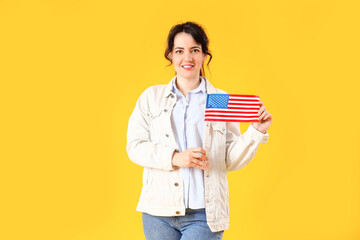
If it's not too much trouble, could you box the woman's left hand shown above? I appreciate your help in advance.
[252,101,273,134]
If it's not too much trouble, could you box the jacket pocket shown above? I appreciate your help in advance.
[212,122,226,134]
[148,107,170,142]
[148,108,163,119]
[146,168,172,205]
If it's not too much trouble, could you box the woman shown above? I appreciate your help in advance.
[126,21,272,240]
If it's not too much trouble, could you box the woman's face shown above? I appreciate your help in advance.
[170,32,207,81]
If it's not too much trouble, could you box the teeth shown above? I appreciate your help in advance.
[183,66,193,69]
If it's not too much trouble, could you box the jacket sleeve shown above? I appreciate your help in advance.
[225,122,269,172]
[126,89,177,171]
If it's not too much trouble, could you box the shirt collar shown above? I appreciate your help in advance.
[165,76,217,98]
[171,76,207,95]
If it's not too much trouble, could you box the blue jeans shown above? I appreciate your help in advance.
[142,208,224,240]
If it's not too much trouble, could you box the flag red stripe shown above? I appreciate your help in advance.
[227,107,260,110]
[229,94,259,98]
[228,103,260,106]
[205,118,259,122]
[205,114,258,118]
[229,99,260,102]
[205,110,258,114]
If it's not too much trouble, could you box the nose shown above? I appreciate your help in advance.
[184,51,193,61]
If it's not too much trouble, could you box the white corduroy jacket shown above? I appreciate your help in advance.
[126,77,269,232]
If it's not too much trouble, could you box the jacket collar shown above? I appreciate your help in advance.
[204,77,218,94]
[165,76,217,98]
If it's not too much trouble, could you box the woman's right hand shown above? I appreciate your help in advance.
[171,147,209,170]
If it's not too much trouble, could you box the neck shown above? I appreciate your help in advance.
[175,75,201,96]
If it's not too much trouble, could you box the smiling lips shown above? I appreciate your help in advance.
[182,64,194,70]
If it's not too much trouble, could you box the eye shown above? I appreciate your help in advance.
[175,50,183,54]
[193,49,200,53]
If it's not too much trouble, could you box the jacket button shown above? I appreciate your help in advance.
[171,95,175,99]
[164,109,168,113]
[176,211,180,215]
[206,175,209,177]
[174,182,179,187]
[165,134,169,138]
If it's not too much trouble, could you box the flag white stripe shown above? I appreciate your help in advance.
[205,117,259,120]
[206,108,258,112]
[205,113,258,117]
[227,105,260,108]
[228,101,260,104]
[229,96,260,101]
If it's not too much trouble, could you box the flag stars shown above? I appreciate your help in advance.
[206,94,229,109]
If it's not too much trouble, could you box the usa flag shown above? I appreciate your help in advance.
[205,94,260,122]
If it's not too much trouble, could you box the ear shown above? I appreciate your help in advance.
[168,53,173,61]
[203,53,208,62]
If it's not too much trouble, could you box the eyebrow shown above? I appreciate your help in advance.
[174,46,201,50]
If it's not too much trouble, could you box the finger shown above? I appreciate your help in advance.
[263,113,268,121]
[189,162,206,170]
[264,113,272,121]
[193,163,209,170]
[191,158,210,168]
[191,147,206,156]
[258,106,266,116]
[192,152,208,161]
[258,105,266,116]
[258,110,267,121]
[193,164,206,170]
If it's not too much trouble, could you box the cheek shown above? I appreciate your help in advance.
[172,60,181,72]
[173,59,183,69]
[172,59,180,67]
[196,57,205,66]
[171,56,179,64]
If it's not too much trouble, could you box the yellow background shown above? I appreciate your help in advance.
[1,0,359,239]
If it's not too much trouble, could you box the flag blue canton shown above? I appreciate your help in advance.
[206,94,229,109]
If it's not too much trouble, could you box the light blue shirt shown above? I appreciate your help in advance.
[171,77,207,209]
